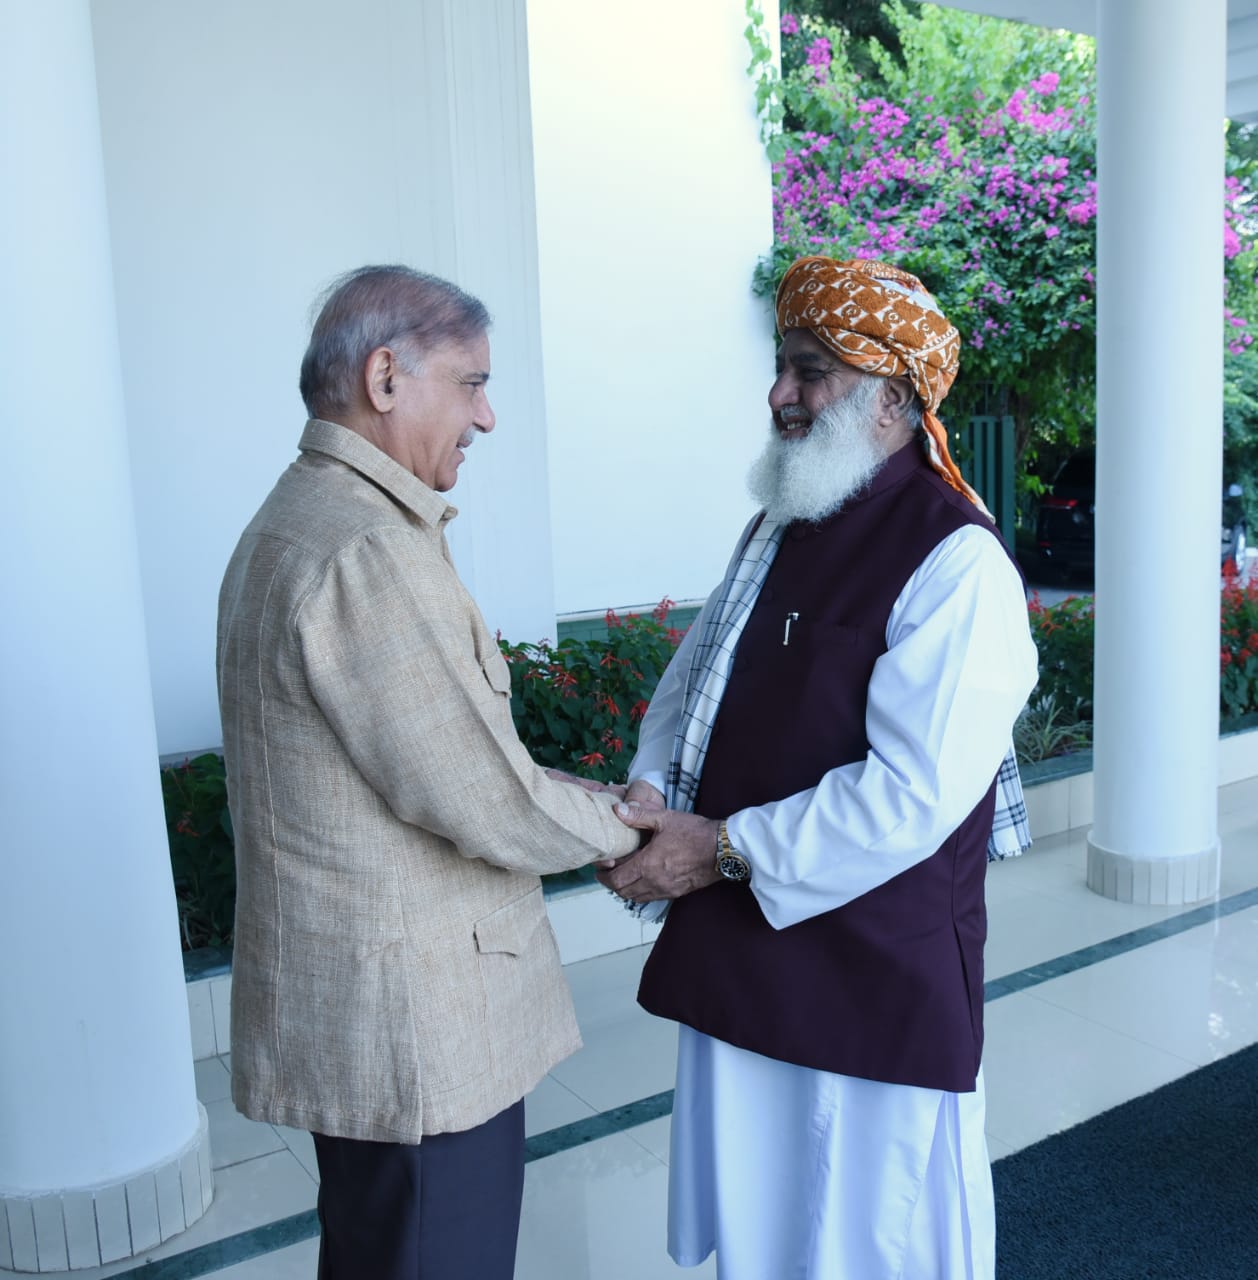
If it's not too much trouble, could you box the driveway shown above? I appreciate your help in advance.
[1023,547,1256,608]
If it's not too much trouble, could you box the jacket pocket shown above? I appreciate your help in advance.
[474,885,547,955]
[480,651,513,696]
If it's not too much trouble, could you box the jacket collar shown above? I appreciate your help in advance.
[299,418,456,529]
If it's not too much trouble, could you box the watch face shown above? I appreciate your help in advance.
[717,853,751,882]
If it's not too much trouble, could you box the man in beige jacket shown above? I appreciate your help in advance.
[217,265,639,1279]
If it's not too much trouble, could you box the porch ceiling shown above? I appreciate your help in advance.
[936,0,1258,122]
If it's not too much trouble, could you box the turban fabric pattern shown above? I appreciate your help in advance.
[774,255,989,516]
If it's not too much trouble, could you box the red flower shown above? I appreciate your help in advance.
[597,694,621,717]
[599,651,617,667]
[1241,648,1253,663]
[551,670,577,689]
[630,699,650,721]
[578,751,606,767]
[653,596,676,623]
[1222,650,1233,668]
[605,609,621,629]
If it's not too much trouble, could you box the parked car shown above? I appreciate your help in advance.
[1029,448,1247,580]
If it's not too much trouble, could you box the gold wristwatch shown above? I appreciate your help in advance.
[715,820,751,883]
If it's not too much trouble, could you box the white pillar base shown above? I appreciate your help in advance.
[1086,837,1220,905]
[0,1105,212,1273]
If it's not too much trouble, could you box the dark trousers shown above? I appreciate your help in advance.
[312,1099,525,1280]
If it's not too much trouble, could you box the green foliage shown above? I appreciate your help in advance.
[1013,694,1091,765]
[161,752,236,950]
[499,601,685,785]
[1025,592,1095,740]
[868,1,1094,116]
[744,0,785,147]
[787,0,920,88]
[1015,574,1258,757]
[1221,566,1258,718]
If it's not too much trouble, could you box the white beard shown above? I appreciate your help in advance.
[746,378,889,524]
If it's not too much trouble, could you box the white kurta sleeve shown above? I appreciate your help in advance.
[727,524,1038,931]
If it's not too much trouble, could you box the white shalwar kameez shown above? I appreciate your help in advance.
[629,523,1038,1280]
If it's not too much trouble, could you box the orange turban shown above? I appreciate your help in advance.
[775,255,987,514]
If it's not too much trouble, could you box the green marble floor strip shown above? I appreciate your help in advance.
[109,882,1258,1279]
[523,1089,674,1162]
[982,883,1258,1001]
[107,1211,318,1279]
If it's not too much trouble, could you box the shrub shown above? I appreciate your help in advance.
[1026,591,1095,731]
[1014,694,1091,766]
[1221,562,1258,718]
[1017,574,1258,763]
[499,599,685,785]
[160,752,235,950]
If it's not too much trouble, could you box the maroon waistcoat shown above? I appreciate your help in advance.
[637,442,1012,1093]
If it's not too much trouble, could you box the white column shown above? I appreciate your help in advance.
[1089,0,1225,903]
[0,3,210,1271]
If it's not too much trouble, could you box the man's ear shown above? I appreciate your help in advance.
[876,376,915,432]
[364,347,397,414]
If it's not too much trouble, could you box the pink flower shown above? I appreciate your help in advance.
[806,36,831,80]
[1030,72,1060,95]
[781,12,799,36]
[1044,225,1060,238]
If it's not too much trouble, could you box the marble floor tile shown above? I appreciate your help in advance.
[271,1124,320,1183]
[527,1072,598,1138]
[983,990,1200,1153]
[547,1009,679,1116]
[516,1132,715,1280]
[194,1056,232,1105]
[626,1115,673,1164]
[1026,928,1258,1067]
[204,1098,286,1170]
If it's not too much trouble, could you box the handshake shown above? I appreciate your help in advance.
[544,770,724,905]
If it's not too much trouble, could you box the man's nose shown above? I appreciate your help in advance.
[478,397,497,433]
[768,374,795,412]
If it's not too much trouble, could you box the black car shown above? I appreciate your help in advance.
[1031,448,1247,580]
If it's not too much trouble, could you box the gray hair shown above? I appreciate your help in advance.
[902,389,925,435]
[299,265,490,419]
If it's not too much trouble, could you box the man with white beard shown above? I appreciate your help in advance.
[598,256,1038,1279]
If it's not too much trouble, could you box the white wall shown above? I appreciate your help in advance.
[527,0,777,614]
[90,0,558,753]
[89,0,776,753]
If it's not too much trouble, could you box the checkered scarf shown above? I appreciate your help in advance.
[664,514,1030,856]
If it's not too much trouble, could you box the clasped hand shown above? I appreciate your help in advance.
[594,780,722,904]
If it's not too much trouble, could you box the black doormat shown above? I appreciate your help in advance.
[993,1043,1258,1279]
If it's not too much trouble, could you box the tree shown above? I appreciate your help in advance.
[782,0,920,96]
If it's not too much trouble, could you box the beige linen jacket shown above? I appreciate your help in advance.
[217,419,638,1141]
